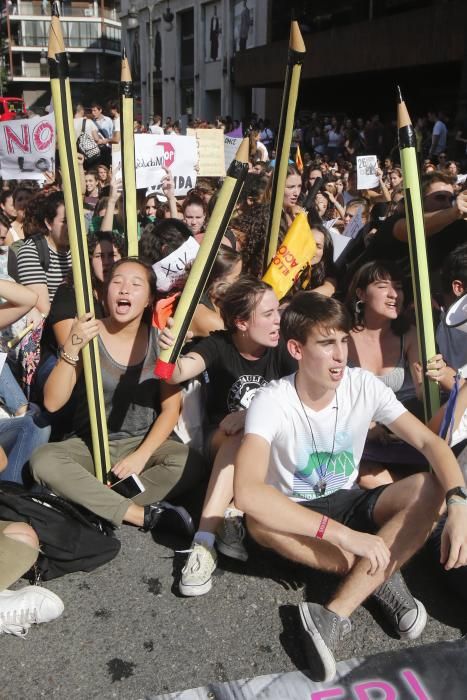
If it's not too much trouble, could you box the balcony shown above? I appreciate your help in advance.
[4,1,119,20]
[8,35,121,51]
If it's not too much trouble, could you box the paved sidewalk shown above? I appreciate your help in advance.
[0,525,465,699]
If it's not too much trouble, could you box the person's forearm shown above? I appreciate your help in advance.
[421,435,466,493]
[167,352,205,384]
[133,406,180,461]
[43,355,80,412]
[332,199,345,219]
[379,178,391,202]
[0,279,37,308]
[100,197,117,231]
[393,206,464,242]
[168,195,178,219]
[236,480,350,549]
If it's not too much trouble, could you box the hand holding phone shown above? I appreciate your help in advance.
[109,473,145,499]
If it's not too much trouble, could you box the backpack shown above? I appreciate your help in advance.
[76,119,101,167]
[0,482,121,582]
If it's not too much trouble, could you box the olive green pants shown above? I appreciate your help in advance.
[31,436,208,527]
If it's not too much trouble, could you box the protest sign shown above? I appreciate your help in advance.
[112,134,197,196]
[224,135,243,172]
[0,114,56,181]
[187,128,226,177]
[263,211,316,300]
[356,154,379,190]
[152,236,200,293]
[330,229,352,263]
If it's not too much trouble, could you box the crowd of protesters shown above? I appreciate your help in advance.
[0,100,467,684]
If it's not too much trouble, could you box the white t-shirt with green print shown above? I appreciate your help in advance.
[244,368,406,502]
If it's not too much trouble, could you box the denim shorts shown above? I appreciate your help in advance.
[299,485,388,534]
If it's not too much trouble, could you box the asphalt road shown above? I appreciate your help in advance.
[1,523,465,699]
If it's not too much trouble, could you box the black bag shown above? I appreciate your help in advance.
[0,482,121,581]
[76,119,101,167]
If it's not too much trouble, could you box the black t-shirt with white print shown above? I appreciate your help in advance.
[192,330,297,426]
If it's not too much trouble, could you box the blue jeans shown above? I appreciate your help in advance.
[0,409,51,484]
[0,363,28,415]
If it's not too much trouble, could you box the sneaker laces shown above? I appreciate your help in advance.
[0,606,39,637]
[182,543,215,575]
[373,577,413,621]
[375,588,408,620]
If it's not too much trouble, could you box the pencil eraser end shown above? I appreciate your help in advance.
[154,358,175,380]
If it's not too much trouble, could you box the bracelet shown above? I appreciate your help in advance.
[60,349,79,366]
[316,515,329,539]
[447,498,467,507]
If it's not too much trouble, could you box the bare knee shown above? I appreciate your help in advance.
[4,522,39,551]
[357,461,397,490]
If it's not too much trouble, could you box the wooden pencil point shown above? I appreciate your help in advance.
[121,57,132,82]
[235,137,250,165]
[290,20,306,54]
[48,14,65,58]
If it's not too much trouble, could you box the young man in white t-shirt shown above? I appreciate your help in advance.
[235,292,467,682]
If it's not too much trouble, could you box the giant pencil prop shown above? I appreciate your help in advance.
[263,21,306,273]
[397,87,440,422]
[48,10,111,482]
[120,50,138,257]
[155,138,249,380]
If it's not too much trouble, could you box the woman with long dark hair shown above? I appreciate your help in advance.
[31,258,207,536]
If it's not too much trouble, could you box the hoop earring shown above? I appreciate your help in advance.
[355,299,364,315]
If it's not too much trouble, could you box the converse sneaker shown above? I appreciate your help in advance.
[143,501,194,538]
[179,542,217,597]
[372,571,427,640]
[0,586,64,637]
[298,602,351,682]
[216,512,248,562]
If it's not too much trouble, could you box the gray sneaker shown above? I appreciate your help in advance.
[216,513,248,561]
[298,602,351,682]
[372,571,427,640]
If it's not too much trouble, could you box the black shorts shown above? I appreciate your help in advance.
[299,485,388,534]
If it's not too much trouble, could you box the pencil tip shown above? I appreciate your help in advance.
[122,46,127,60]
[396,85,403,103]
[51,0,60,17]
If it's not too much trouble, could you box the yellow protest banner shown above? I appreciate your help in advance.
[263,211,316,300]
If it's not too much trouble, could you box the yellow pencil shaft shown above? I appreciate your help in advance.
[50,76,111,481]
[121,95,138,257]
[267,62,302,266]
[400,147,439,420]
[158,176,238,366]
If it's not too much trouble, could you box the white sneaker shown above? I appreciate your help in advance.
[216,513,248,562]
[179,542,217,597]
[0,586,64,637]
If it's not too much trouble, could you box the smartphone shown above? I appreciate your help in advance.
[110,474,146,499]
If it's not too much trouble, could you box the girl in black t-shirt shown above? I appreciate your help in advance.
[161,276,296,597]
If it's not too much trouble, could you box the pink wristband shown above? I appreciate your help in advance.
[316,515,329,540]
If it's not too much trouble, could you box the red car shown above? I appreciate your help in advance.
[0,97,27,121]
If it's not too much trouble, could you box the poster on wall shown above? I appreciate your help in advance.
[204,2,222,62]
[233,0,255,52]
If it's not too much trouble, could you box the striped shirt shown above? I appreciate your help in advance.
[17,237,72,303]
